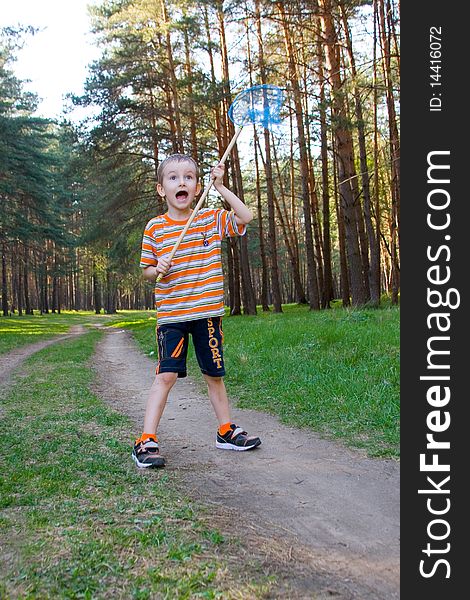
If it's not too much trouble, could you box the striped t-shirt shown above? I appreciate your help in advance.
[140,208,246,324]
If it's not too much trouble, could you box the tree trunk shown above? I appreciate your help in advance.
[51,246,58,313]
[43,258,49,314]
[160,0,183,152]
[277,1,319,310]
[269,137,307,304]
[318,0,367,306]
[262,130,283,311]
[377,0,400,303]
[147,76,161,184]
[10,248,18,314]
[317,39,333,307]
[300,43,325,303]
[2,244,9,316]
[373,1,382,302]
[229,153,257,315]
[74,248,80,311]
[93,260,102,314]
[217,0,256,314]
[253,129,270,311]
[340,1,380,306]
[254,2,283,312]
[105,271,117,314]
[332,135,350,306]
[203,6,224,158]
[23,244,32,314]
[182,21,198,160]
[245,15,269,311]
[17,252,23,316]
[288,112,301,268]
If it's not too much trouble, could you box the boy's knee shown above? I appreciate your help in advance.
[204,375,224,387]
[156,372,178,387]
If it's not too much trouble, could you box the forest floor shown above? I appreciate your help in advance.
[0,322,399,599]
[93,326,400,599]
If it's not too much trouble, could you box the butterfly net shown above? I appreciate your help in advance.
[228,84,284,130]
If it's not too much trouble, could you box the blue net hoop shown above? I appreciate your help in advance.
[227,84,284,130]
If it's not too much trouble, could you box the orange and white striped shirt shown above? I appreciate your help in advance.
[140,208,246,324]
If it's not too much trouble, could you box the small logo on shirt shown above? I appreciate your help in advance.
[202,232,209,247]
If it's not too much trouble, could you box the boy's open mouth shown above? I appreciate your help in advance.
[176,191,188,200]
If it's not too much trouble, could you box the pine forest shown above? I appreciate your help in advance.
[0,0,400,316]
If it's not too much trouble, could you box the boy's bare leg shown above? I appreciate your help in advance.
[143,372,178,435]
[204,375,231,425]
[205,374,261,450]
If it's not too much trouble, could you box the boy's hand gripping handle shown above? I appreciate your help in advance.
[156,126,243,283]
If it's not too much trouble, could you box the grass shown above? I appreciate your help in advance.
[0,306,399,596]
[116,305,399,458]
[224,305,399,458]
[0,330,272,599]
[0,311,115,355]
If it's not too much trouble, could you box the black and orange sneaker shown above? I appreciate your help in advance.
[216,424,261,451]
[132,436,165,468]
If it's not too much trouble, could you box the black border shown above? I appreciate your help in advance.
[401,3,466,596]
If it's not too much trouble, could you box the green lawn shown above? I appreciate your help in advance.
[2,306,399,456]
[0,305,399,596]
[0,311,115,355]
[0,330,272,598]
[117,305,400,458]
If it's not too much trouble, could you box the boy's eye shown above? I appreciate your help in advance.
[170,175,176,180]
[186,175,193,180]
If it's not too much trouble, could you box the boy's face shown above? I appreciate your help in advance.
[157,160,201,213]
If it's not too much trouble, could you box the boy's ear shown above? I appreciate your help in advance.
[196,182,201,195]
[156,183,165,198]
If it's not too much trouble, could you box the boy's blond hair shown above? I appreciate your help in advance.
[156,154,199,185]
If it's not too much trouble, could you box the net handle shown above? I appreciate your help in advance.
[156,125,243,283]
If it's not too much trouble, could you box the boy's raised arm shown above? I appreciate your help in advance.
[211,164,253,225]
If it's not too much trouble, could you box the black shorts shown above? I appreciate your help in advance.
[156,317,225,378]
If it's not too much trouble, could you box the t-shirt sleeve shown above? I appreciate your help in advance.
[215,209,247,240]
[140,219,159,268]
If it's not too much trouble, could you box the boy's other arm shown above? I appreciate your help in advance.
[211,165,253,225]
[142,255,172,281]
[142,266,157,282]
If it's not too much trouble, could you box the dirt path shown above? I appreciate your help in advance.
[93,328,399,599]
[0,326,86,391]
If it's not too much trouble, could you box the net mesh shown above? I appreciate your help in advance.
[228,84,284,130]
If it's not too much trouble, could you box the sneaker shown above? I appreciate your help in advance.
[216,424,261,451]
[132,436,166,468]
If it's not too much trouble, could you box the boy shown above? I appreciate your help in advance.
[133,153,261,468]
